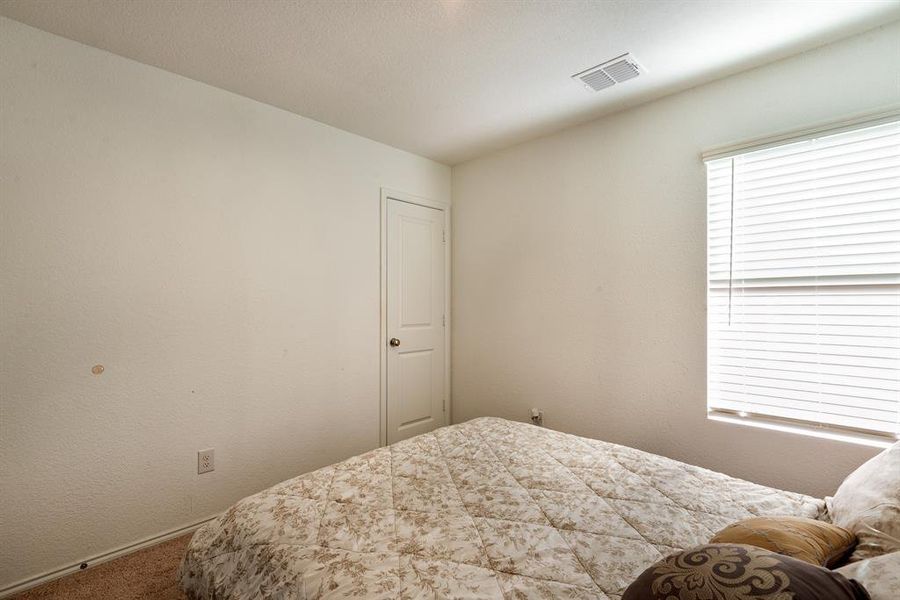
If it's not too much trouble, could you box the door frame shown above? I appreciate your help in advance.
[379,188,451,446]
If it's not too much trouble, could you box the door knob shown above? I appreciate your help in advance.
[389,338,401,347]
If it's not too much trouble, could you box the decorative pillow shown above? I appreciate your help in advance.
[827,441,900,561]
[622,544,871,600]
[709,515,856,566]
[836,551,900,600]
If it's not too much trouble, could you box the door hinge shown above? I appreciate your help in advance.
[442,229,446,243]
[442,314,446,327]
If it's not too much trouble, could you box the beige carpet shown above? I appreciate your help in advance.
[12,534,191,600]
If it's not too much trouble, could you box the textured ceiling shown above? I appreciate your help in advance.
[2,0,898,164]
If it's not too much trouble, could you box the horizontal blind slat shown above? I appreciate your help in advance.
[735,176,899,205]
[709,219,900,244]
[736,141,900,181]
[709,382,899,411]
[716,198,900,227]
[736,122,900,166]
[709,188,899,219]
[712,388,896,420]
[710,233,900,256]
[707,371,900,402]
[709,398,898,433]
[736,162,900,197]
[713,332,900,349]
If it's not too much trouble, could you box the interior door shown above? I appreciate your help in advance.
[386,198,446,444]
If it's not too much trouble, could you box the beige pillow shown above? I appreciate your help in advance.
[709,516,856,567]
[827,441,900,561]
[836,552,900,600]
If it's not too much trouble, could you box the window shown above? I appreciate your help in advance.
[705,117,900,445]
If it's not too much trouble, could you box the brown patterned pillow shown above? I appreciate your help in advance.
[710,516,856,566]
[623,544,870,600]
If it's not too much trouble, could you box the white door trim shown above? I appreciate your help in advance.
[380,188,451,447]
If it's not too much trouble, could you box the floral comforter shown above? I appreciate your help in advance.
[180,417,824,599]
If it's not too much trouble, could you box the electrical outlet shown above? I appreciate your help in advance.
[197,449,214,474]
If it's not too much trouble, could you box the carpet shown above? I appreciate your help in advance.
[11,533,191,600]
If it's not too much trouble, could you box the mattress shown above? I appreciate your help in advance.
[180,417,825,599]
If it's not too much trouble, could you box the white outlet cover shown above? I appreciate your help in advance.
[197,449,215,474]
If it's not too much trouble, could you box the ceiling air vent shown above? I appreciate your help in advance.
[573,53,644,92]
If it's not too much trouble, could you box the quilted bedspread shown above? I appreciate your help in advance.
[180,417,825,599]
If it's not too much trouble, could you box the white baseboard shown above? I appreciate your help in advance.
[0,514,219,599]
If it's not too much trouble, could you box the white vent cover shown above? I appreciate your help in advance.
[573,53,644,92]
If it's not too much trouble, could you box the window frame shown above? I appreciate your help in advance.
[703,109,900,448]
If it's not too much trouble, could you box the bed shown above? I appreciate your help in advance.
[179,417,825,599]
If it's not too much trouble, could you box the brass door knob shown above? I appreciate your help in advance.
[389,338,401,347]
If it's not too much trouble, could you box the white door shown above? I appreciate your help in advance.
[386,198,446,444]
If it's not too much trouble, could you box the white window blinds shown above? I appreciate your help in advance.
[706,119,900,440]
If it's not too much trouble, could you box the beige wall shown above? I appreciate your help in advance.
[0,17,449,592]
[452,22,900,500]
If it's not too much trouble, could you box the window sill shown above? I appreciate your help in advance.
[708,411,895,449]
